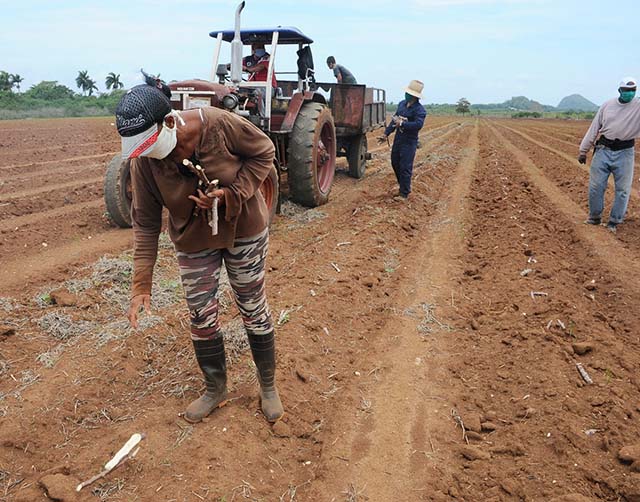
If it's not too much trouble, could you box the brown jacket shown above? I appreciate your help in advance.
[130,107,275,296]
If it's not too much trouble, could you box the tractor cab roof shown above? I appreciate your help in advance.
[208,27,313,45]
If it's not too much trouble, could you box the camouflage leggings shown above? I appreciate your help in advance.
[176,228,273,340]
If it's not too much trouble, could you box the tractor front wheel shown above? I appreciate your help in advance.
[104,154,132,228]
[288,102,336,207]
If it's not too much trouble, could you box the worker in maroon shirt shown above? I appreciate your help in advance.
[243,42,278,90]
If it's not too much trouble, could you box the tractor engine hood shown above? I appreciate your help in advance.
[168,79,231,111]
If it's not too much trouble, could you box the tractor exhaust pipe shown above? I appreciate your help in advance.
[230,1,245,85]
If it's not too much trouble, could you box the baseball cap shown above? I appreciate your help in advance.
[619,76,637,89]
[115,84,172,159]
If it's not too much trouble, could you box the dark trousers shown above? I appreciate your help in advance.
[391,138,418,196]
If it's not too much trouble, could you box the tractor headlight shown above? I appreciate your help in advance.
[222,94,239,110]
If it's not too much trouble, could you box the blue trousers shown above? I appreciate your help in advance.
[391,138,418,197]
[588,146,635,224]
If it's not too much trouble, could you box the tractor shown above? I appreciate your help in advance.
[104,1,386,228]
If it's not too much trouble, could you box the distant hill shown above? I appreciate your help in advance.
[557,94,598,112]
[473,96,556,112]
[501,96,556,112]
[423,93,599,117]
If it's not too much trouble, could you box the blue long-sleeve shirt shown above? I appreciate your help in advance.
[384,99,427,141]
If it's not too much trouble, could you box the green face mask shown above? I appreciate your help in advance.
[405,93,414,102]
[619,90,636,103]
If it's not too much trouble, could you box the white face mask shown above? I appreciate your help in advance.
[144,110,185,159]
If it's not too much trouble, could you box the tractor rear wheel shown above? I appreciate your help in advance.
[288,102,336,207]
[347,134,368,179]
[259,163,279,225]
[104,154,132,228]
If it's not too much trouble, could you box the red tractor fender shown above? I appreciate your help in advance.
[281,91,327,131]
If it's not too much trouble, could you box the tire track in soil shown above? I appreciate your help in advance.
[0,228,133,286]
[0,176,103,202]
[513,124,582,150]
[309,121,479,500]
[0,198,125,293]
[0,228,133,292]
[0,187,103,221]
[0,162,105,189]
[496,122,582,166]
[0,199,104,232]
[0,139,119,159]
[490,123,598,217]
[487,122,640,290]
[0,152,117,172]
[515,123,586,143]
[444,123,640,500]
[491,123,595,204]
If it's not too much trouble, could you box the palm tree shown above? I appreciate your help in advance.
[86,78,99,96]
[105,72,124,91]
[10,74,24,92]
[0,71,12,92]
[75,70,93,95]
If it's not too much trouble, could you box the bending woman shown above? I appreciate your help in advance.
[115,76,283,423]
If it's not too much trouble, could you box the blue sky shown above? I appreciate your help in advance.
[1,0,638,105]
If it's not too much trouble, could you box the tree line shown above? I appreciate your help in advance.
[386,97,473,116]
[0,70,129,120]
[0,71,24,92]
[1,70,124,96]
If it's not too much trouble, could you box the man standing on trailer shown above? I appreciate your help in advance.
[326,56,357,84]
[379,80,427,200]
[579,77,640,233]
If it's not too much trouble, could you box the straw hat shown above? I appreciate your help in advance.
[405,80,424,99]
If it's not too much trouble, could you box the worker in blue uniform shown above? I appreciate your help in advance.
[379,80,427,200]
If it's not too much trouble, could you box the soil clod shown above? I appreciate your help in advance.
[619,444,640,464]
[49,288,78,307]
[572,342,594,355]
[39,473,80,501]
[460,445,490,461]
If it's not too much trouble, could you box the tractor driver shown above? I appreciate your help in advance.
[243,42,278,90]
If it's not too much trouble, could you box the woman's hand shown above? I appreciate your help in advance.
[128,294,151,329]
[188,188,226,209]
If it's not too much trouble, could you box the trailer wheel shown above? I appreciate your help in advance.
[104,154,132,228]
[288,102,336,207]
[347,134,368,179]
[259,164,279,225]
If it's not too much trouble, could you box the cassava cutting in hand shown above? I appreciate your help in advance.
[188,188,226,209]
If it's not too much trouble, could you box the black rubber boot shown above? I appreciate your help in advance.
[184,337,228,423]
[247,331,284,423]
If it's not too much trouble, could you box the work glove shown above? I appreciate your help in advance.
[578,154,587,165]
